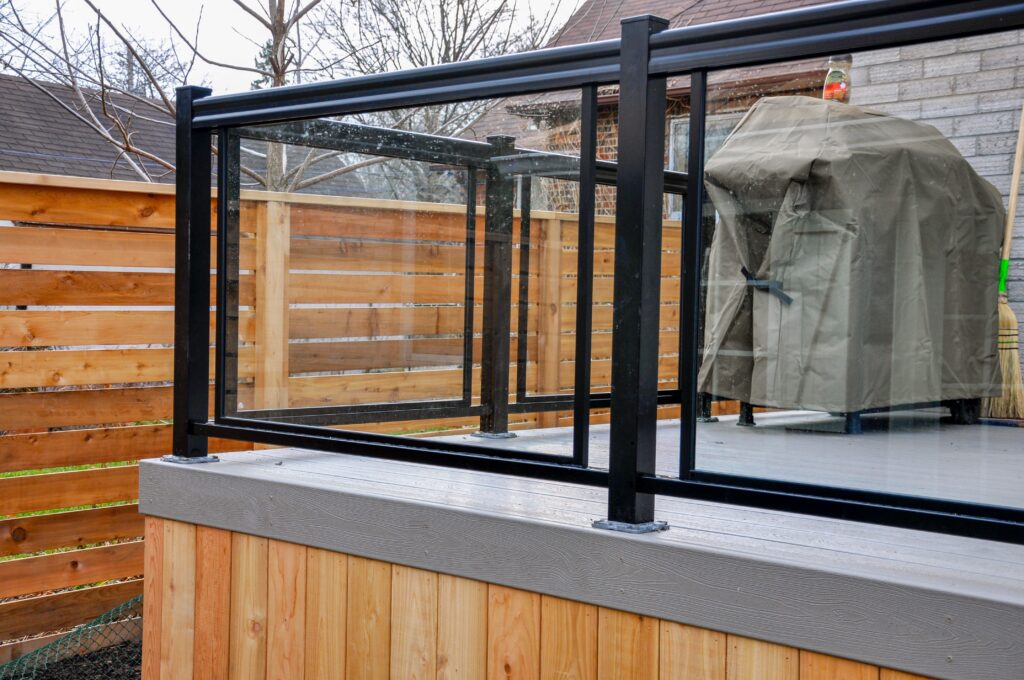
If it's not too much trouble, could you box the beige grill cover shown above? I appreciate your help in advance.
[698,96,1003,412]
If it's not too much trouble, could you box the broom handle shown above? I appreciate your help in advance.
[1001,103,1024,289]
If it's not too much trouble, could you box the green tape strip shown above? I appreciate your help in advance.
[1000,258,1010,294]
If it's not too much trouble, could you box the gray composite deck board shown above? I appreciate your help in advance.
[439,415,1024,508]
[141,447,1024,680]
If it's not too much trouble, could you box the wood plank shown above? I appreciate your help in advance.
[267,539,307,680]
[0,225,174,268]
[0,466,138,516]
[0,347,255,390]
[596,608,658,680]
[255,201,291,410]
[0,619,141,664]
[0,347,173,389]
[659,621,726,680]
[0,182,177,228]
[0,579,143,642]
[160,520,196,680]
[347,555,391,680]
[0,310,251,347]
[568,304,679,333]
[289,307,466,340]
[290,236,467,274]
[305,547,347,680]
[726,636,798,680]
[800,651,878,680]
[879,671,931,680]
[0,270,251,307]
[193,526,232,680]
[0,425,249,475]
[540,595,597,680]
[437,574,487,680]
[0,384,249,432]
[290,338,472,374]
[0,539,144,599]
[229,532,269,680]
[287,272,468,305]
[143,517,164,680]
[487,585,540,680]
[0,386,171,431]
[0,504,142,558]
[390,564,438,680]
[285,358,676,409]
[0,269,175,306]
[289,203,469,241]
[562,249,680,277]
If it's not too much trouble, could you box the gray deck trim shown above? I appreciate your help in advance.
[140,450,1024,680]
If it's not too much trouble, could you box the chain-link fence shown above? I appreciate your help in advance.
[0,596,142,680]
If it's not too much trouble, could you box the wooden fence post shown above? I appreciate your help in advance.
[537,218,563,427]
[255,200,290,411]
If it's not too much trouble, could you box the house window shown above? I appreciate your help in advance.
[667,112,746,217]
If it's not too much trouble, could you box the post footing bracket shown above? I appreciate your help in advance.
[592,519,669,534]
[161,455,220,464]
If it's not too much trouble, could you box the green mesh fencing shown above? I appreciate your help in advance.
[0,595,143,680]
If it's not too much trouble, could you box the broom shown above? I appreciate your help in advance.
[982,104,1024,419]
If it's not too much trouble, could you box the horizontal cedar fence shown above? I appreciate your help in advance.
[0,169,686,655]
[0,171,253,660]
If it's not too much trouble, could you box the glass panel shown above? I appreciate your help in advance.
[223,91,605,459]
[690,30,1024,509]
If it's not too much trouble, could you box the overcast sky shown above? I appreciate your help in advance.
[18,0,579,94]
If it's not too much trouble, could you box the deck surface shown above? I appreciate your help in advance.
[438,411,1024,508]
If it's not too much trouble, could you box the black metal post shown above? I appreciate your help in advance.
[477,135,517,437]
[168,85,217,463]
[462,167,478,405]
[516,176,532,404]
[215,129,241,422]
[679,70,709,474]
[572,85,599,467]
[599,15,669,531]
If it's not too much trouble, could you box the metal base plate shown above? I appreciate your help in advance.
[592,519,669,534]
[160,455,220,464]
[471,431,518,439]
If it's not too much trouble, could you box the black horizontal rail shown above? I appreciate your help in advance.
[192,40,621,128]
[196,420,605,486]
[649,0,1024,75]
[640,475,1024,545]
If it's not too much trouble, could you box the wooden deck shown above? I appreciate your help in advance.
[141,445,1024,679]
[439,411,1024,508]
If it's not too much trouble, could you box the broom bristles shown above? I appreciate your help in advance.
[983,296,1024,419]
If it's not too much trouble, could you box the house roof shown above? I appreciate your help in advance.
[0,73,177,182]
[549,0,834,47]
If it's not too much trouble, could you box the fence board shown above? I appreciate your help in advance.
[0,425,247,474]
[0,271,250,307]
[289,307,468,340]
[487,585,540,680]
[143,517,164,680]
[0,466,138,516]
[0,311,252,348]
[0,182,177,229]
[0,579,143,641]
[0,540,144,599]
[437,574,487,680]
[0,504,143,558]
[193,526,232,680]
[389,564,437,680]
[346,556,391,680]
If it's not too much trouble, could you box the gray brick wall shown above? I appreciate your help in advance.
[851,29,1024,356]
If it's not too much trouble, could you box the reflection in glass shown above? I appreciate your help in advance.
[692,33,1022,510]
